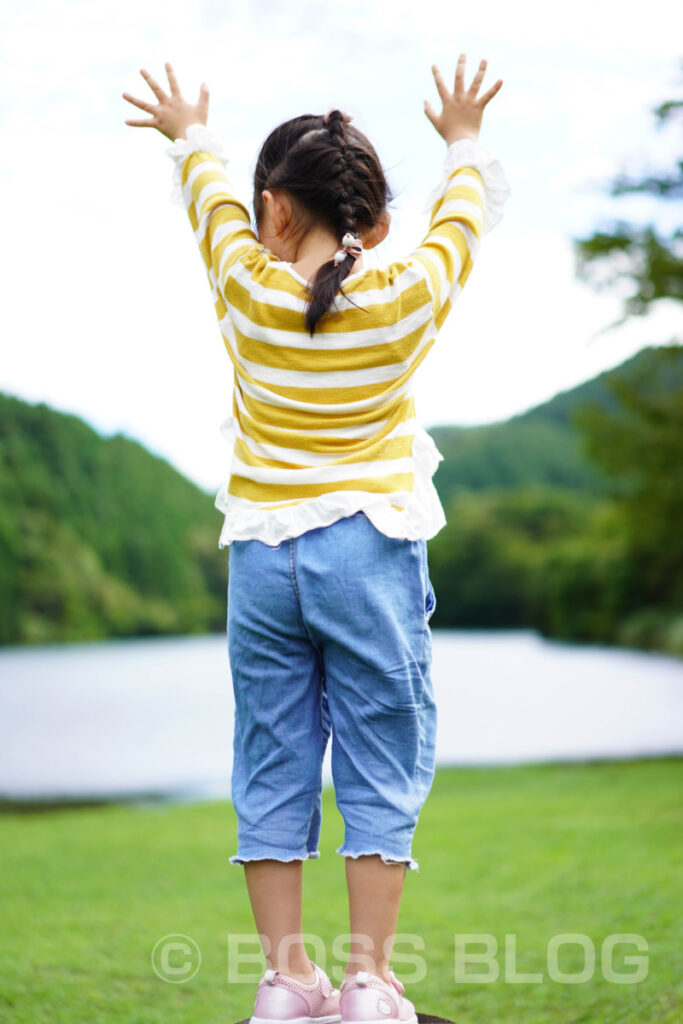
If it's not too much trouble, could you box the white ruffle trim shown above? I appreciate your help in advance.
[422,137,511,233]
[165,122,230,206]
[213,418,447,548]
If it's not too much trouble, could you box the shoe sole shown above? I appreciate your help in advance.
[250,1016,342,1024]
[341,1017,418,1024]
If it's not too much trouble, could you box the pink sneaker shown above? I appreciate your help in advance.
[250,961,342,1024]
[339,969,418,1024]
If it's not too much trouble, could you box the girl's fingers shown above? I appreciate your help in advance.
[165,62,181,97]
[468,59,487,96]
[196,82,210,121]
[423,98,439,127]
[431,64,451,106]
[140,68,168,102]
[124,117,157,127]
[478,79,503,107]
[122,92,153,113]
[454,53,466,93]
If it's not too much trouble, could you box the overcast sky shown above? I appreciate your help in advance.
[1,0,680,494]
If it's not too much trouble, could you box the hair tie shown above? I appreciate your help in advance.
[333,231,363,265]
[323,108,354,125]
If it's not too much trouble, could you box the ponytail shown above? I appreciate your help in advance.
[305,229,365,335]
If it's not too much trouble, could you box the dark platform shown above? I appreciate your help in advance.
[233,1016,455,1023]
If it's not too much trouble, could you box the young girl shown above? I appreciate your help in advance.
[123,54,510,1024]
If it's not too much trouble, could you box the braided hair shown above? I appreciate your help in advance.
[253,111,393,335]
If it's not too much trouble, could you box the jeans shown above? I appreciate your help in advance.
[226,510,437,872]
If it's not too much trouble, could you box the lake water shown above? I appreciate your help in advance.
[0,630,681,803]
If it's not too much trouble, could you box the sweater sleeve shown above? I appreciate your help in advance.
[165,123,261,302]
[409,137,511,330]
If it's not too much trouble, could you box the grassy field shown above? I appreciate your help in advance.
[0,758,680,1024]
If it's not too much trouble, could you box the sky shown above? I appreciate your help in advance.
[1,0,681,495]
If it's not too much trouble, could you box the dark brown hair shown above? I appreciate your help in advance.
[253,111,394,335]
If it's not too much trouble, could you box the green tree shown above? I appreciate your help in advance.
[572,63,683,334]
[568,67,683,653]
[574,346,683,610]
[427,487,593,629]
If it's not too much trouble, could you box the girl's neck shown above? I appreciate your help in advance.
[285,224,363,281]
[289,255,364,283]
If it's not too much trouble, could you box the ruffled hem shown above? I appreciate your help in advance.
[422,136,511,233]
[214,419,447,547]
[228,850,321,866]
[336,846,420,872]
[164,122,230,206]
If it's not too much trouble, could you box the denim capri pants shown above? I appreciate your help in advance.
[226,510,438,872]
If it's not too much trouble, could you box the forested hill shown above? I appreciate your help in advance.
[428,344,683,505]
[0,394,225,645]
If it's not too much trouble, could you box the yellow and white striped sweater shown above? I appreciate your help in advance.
[166,124,511,547]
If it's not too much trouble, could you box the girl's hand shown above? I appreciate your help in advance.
[424,54,503,146]
[122,63,209,142]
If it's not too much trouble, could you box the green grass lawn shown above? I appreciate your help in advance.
[0,758,680,1024]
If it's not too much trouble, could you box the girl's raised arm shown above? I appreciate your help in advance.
[407,56,510,328]
[123,64,261,306]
